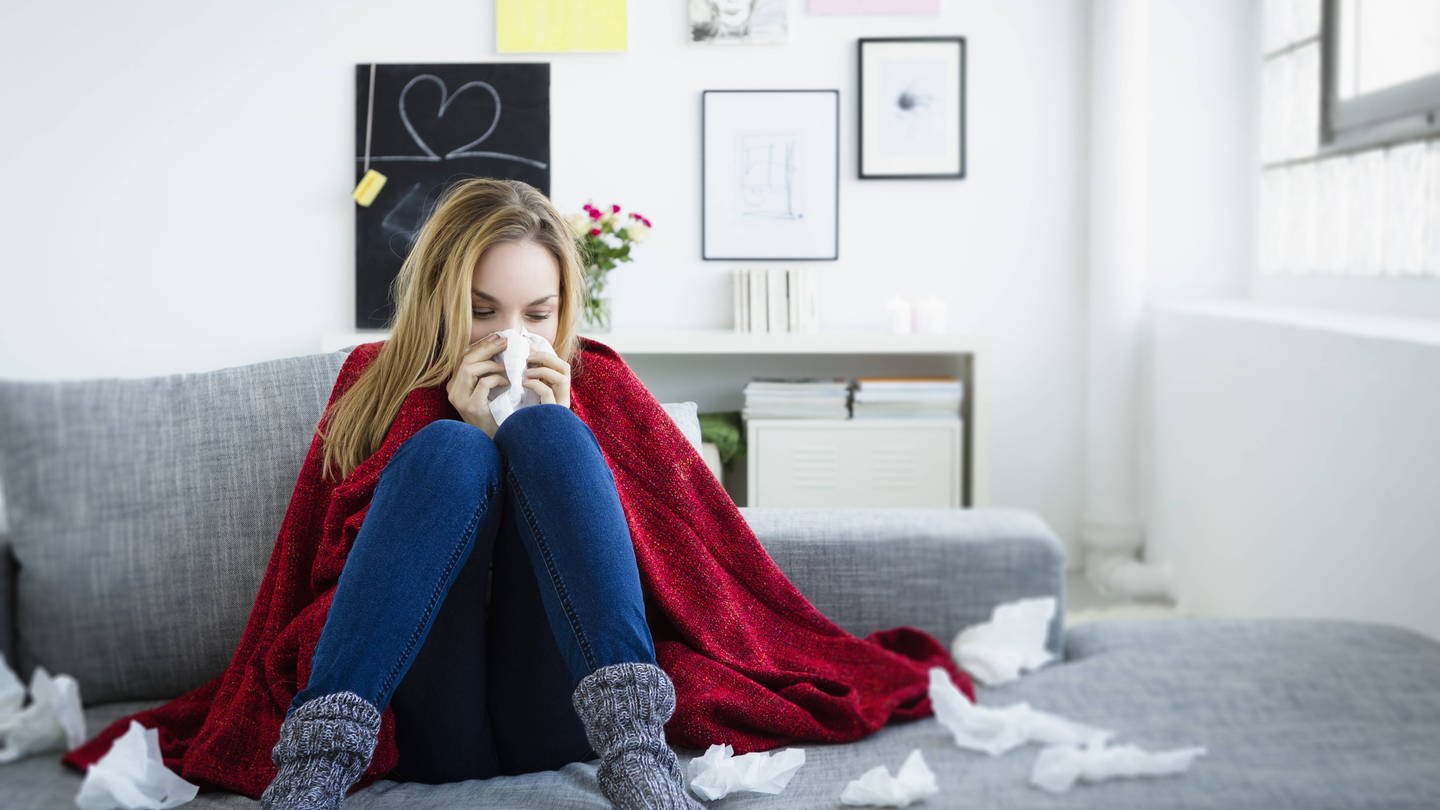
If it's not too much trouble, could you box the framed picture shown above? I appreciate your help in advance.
[702,89,839,260]
[689,0,789,45]
[858,37,965,179]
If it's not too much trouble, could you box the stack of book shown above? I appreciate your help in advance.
[733,268,819,334]
[851,377,964,420]
[742,377,851,420]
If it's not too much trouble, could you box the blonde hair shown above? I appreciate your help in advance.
[319,177,586,482]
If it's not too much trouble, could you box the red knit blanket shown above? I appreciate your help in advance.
[62,338,974,798]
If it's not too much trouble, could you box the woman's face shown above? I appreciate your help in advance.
[468,239,561,347]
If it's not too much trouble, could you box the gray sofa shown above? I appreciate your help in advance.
[2,347,1439,809]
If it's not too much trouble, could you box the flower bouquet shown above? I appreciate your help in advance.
[568,202,652,331]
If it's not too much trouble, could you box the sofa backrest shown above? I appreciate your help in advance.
[0,347,713,705]
[0,350,350,703]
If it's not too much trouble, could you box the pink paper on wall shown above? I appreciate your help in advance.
[808,0,940,14]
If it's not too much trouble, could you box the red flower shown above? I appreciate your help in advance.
[589,208,602,220]
[610,204,621,213]
[589,227,602,237]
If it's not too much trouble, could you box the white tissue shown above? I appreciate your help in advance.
[686,743,806,800]
[74,720,199,810]
[927,667,1112,756]
[1030,738,1208,793]
[486,327,559,426]
[0,652,86,764]
[950,596,1057,686]
[839,749,939,807]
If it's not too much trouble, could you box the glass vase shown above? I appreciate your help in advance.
[582,294,612,333]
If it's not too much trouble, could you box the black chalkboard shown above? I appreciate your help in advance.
[354,63,551,329]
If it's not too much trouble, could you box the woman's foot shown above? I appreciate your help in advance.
[260,691,381,810]
[570,662,704,809]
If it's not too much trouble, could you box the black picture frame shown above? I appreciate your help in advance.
[701,89,840,261]
[858,37,966,179]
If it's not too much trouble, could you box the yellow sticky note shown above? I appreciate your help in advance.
[352,169,387,207]
[497,0,627,53]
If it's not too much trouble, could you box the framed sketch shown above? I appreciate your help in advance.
[702,90,839,260]
[689,0,788,45]
[858,37,965,179]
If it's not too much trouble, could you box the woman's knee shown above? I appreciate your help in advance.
[386,419,501,495]
[493,404,588,456]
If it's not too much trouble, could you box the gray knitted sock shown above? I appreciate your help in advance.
[260,691,381,810]
[571,662,704,809]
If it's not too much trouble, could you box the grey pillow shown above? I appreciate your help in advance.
[659,401,703,454]
[0,351,348,703]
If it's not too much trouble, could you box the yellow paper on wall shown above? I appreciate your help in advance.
[497,0,627,53]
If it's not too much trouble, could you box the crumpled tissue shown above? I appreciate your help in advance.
[74,720,199,810]
[686,743,806,800]
[928,667,1206,793]
[486,326,559,427]
[1030,738,1208,793]
[839,749,939,807]
[950,596,1057,686]
[927,667,1111,756]
[0,652,86,764]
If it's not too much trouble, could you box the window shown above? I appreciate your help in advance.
[1258,0,1440,277]
[1322,0,1440,154]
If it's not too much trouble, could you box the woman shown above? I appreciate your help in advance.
[62,176,972,808]
[260,178,697,808]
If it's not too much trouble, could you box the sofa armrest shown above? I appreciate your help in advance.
[0,477,12,667]
[739,507,1067,658]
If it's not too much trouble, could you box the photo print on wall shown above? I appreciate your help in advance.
[702,89,839,260]
[808,0,940,13]
[858,37,966,179]
[689,0,789,45]
[354,63,550,329]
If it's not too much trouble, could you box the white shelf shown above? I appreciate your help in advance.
[322,329,982,355]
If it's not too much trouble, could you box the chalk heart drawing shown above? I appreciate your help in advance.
[399,74,502,160]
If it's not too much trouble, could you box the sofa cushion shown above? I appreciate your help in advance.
[0,351,350,703]
[8,617,1439,807]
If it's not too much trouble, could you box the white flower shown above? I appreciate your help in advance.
[624,223,651,243]
[567,212,592,235]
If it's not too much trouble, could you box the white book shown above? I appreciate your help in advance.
[768,269,787,333]
[805,268,819,333]
[792,268,807,333]
[749,269,767,334]
[732,270,744,333]
[787,270,799,335]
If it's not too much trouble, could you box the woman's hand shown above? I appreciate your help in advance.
[446,333,510,438]
[524,350,572,409]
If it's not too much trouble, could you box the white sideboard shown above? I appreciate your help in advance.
[321,330,989,508]
[747,417,963,508]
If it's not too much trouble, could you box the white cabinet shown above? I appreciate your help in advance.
[746,418,963,508]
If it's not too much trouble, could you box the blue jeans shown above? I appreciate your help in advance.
[288,404,658,783]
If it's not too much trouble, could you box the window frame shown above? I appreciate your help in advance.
[1319,0,1440,155]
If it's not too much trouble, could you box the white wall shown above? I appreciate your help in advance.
[1079,0,1258,594]
[1149,301,1440,641]
[0,1,1091,553]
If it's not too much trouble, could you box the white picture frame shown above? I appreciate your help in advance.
[702,89,840,260]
